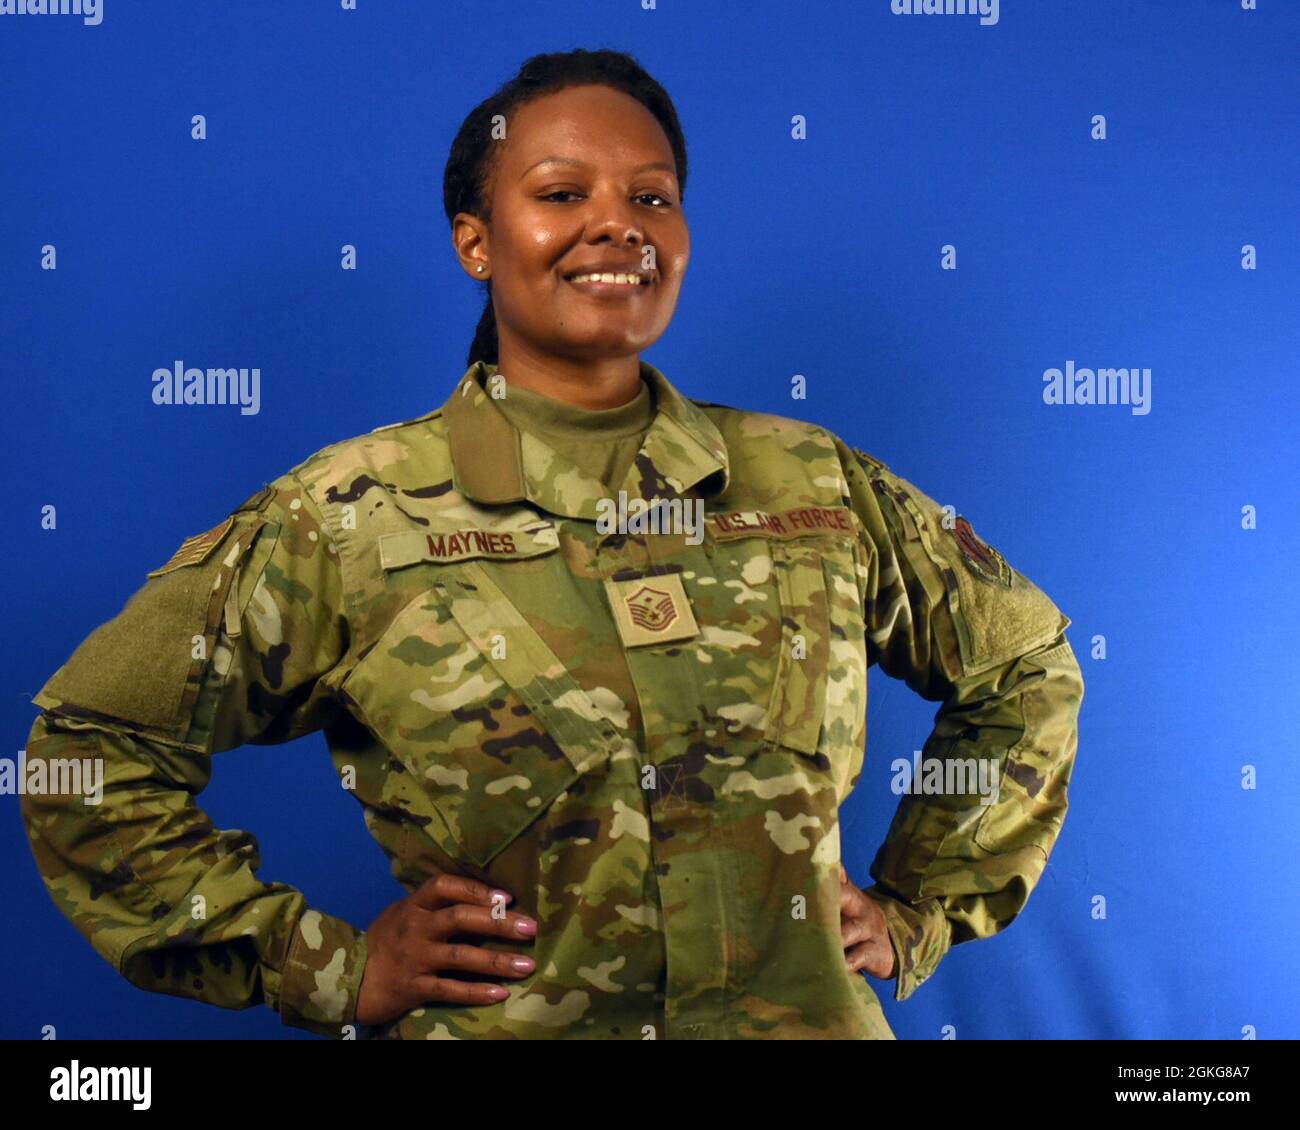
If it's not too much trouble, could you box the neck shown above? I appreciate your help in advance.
[492,341,643,409]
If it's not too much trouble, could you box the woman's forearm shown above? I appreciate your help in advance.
[21,711,367,1035]
[865,632,1084,999]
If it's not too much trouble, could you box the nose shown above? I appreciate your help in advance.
[584,187,645,247]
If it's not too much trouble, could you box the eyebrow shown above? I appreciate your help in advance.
[520,155,677,179]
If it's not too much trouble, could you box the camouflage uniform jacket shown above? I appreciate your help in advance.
[22,359,1084,1039]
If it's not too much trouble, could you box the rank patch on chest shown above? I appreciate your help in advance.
[148,516,235,577]
[604,572,700,648]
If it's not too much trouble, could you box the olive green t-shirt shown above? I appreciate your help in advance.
[492,376,656,494]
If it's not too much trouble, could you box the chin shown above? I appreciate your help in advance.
[560,333,654,358]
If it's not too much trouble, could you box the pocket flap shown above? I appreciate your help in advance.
[764,542,830,756]
[434,562,625,776]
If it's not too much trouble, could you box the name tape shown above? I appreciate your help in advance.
[380,523,558,570]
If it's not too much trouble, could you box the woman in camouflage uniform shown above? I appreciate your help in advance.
[23,49,1082,1040]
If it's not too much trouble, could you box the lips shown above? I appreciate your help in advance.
[561,264,654,283]
[563,270,654,297]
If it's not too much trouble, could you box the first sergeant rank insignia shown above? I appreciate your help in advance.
[605,572,700,648]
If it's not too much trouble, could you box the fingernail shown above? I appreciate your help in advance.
[490,889,512,903]
[511,957,535,972]
[487,986,510,1001]
[515,918,537,936]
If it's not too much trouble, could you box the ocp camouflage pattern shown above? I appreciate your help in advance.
[22,360,1084,1039]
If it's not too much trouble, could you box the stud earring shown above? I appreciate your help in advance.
[476,265,486,273]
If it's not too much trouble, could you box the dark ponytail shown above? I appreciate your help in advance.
[442,48,689,368]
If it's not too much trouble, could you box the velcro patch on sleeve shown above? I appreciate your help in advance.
[35,519,268,744]
[875,473,1070,679]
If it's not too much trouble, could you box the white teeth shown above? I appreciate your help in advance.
[568,272,647,285]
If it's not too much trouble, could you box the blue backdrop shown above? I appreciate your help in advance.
[2,0,1296,1040]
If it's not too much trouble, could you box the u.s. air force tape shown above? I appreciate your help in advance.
[705,505,855,542]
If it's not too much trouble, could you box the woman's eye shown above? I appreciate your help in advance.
[540,191,673,207]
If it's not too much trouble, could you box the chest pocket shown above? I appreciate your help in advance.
[341,536,623,870]
[704,507,868,799]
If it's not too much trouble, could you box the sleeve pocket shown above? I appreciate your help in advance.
[972,639,1078,858]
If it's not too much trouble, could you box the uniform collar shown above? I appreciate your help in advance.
[442,359,730,521]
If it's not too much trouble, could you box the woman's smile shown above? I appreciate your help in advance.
[562,270,655,297]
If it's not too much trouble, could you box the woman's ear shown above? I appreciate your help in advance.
[452,212,490,279]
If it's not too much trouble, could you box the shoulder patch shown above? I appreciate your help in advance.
[952,515,1012,588]
[148,516,236,577]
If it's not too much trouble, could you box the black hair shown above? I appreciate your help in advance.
[442,48,689,367]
